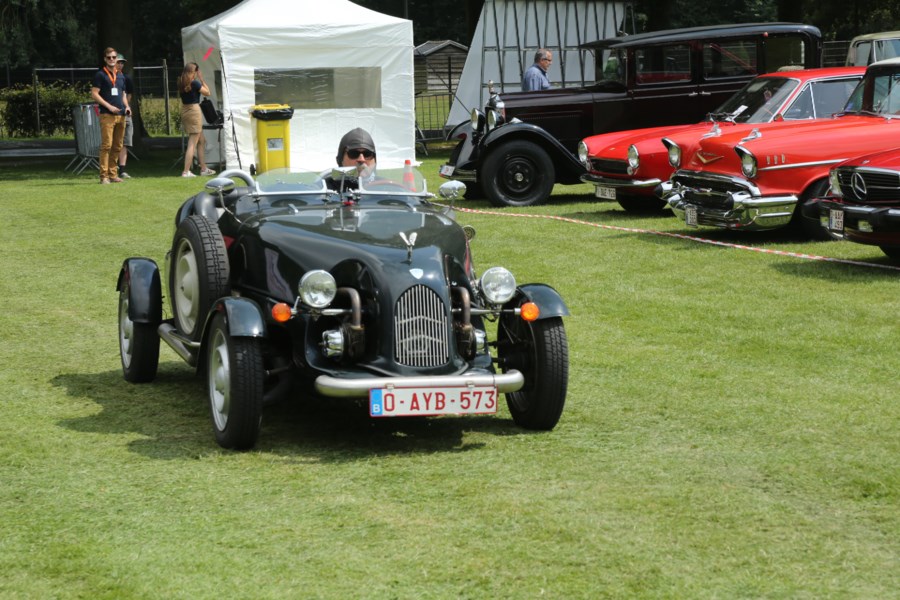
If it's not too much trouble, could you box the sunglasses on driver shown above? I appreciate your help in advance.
[346,149,375,159]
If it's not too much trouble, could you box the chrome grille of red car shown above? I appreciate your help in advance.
[590,158,628,175]
[394,285,450,367]
[834,167,900,202]
[671,172,749,209]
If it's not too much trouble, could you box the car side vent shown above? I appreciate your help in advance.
[394,285,450,367]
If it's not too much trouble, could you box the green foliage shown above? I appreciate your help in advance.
[140,96,180,136]
[0,0,96,68]
[0,82,90,137]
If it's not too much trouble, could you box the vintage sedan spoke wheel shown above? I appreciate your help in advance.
[497,315,568,430]
[169,215,229,341]
[482,140,555,207]
[118,282,160,383]
[206,313,264,450]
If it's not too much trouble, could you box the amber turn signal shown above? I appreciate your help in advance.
[272,302,293,323]
[520,302,540,322]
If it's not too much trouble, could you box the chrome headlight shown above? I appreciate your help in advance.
[577,141,590,168]
[470,109,485,132]
[479,267,516,305]
[735,146,757,179]
[298,270,337,308]
[663,138,681,168]
[486,109,499,131]
[829,169,843,197]
[627,145,640,171]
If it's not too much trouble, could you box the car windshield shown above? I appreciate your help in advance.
[710,76,798,123]
[841,70,900,116]
[254,167,430,199]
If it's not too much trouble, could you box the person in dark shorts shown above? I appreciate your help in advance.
[116,54,134,178]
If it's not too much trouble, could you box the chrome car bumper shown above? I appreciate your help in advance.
[580,173,661,188]
[659,176,797,230]
[441,165,477,182]
[314,369,524,398]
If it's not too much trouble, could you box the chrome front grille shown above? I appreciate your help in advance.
[671,172,751,209]
[834,167,900,202]
[590,158,628,175]
[394,285,449,367]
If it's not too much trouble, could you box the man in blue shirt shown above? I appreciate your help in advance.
[522,49,553,91]
[90,46,130,184]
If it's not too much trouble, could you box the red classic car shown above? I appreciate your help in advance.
[802,147,900,259]
[658,57,900,237]
[578,67,864,212]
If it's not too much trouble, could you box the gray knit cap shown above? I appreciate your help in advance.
[336,128,376,165]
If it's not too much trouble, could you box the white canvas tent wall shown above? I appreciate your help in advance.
[181,0,415,171]
[448,0,630,128]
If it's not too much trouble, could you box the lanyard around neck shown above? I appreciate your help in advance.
[103,67,117,86]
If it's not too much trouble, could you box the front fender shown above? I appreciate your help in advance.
[481,123,586,184]
[204,297,267,339]
[117,258,162,324]
[510,283,570,319]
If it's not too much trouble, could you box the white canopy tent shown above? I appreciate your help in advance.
[181,0,415,171]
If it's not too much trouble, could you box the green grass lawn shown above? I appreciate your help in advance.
[0,146,897,598]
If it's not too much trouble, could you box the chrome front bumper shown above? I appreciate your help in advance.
[441,165,477,182]
[659,178,797,230]
[315,369,524,398]
[580,173,661,189]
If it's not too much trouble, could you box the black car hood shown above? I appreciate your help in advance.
[232,205,469,301]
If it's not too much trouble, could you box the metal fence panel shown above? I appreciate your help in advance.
[65,103,100,174]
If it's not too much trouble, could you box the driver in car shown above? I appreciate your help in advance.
[323,127,378,191]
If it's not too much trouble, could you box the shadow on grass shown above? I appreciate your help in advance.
[51,365,526,461]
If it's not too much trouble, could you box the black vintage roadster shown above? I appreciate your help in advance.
[117,166,569,449]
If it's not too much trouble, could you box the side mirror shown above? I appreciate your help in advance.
[205,177,236,195]
[438,180,467,200]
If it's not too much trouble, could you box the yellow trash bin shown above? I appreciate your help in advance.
[250,104,294,173]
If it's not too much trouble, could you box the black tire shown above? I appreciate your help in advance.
[118,282,160,383]
[617,194,666,212]
[497,315,568,430]
[169,215,229,342]
[793,180,833,240]
[206,313,264,450]
[481,140,555,207]
[879,246,900,261]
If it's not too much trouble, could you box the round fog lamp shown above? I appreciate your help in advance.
[480,267,516,305]
[299,270,337,308]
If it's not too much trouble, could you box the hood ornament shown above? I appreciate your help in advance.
[399,231,418,262]
[702,123,721,138]
[740,128,762,143]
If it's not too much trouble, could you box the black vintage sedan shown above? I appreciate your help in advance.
[116,167,570,449]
